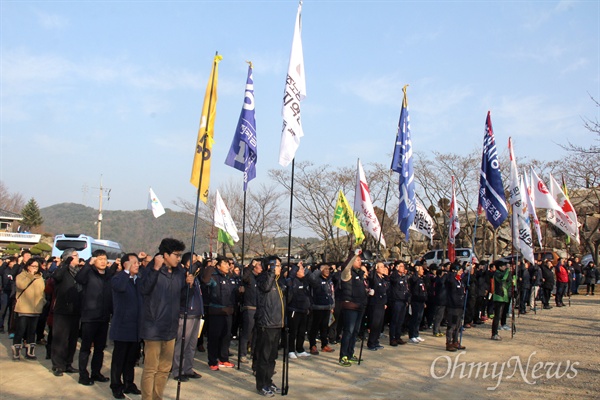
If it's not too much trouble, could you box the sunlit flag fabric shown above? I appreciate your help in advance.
[547,174,580,243]
[214,190,239,244]
[478,111,508,229]
[409,202,435,245]
[524,172,543,248]
[332,190,364,246]
[279,1,306,167]
[354,159,386,247]
[225,64,257,192]
[507,137,521,248]
[148,187,165,218]
[190,54,222,203]
[447,176,460,263]
[530,167,562,213]
[390,85,415,240]
[516,176,535,264]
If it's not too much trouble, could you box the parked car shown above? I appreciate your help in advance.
[581,253,594,266]
[416,248,478,266]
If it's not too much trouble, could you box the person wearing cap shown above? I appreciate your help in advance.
[307,263,335,354]
[51,248,82,377]
[445,263,466,351]
[491,261,510,340]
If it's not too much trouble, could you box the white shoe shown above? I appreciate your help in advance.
[409,337,420,344]
[288,352,298,359]
[416,337,425,342]
[296,351,310,357]
[501,325,510,331]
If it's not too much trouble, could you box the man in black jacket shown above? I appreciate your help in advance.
[307,263,335,354]
[445,264,466,351]
[366,261,389,351]
[518,261,532,314]
[239,259,262,364]
[540,260,555,309]
[408,264,427,344]
[388,262,410,346]
[51,249,82,377]
[75,249,118,385]
[254,255,285,397]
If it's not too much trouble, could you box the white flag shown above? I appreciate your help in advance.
[448,176,460,244]
[547,174,580,243]
[530,167,562,213]
[214,190,239,243]
[279,1,306,167]
[354,159,386,247]
[524,173,543,248]
[507,137,521,206]
[516,176,535,264]
[148,187,165,218]
[409,202,435,244]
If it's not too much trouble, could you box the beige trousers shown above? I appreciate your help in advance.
[141,339,175,400]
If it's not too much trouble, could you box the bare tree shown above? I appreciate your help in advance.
[560,95,600,155]
[0,181,25,213]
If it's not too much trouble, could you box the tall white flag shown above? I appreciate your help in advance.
[354,159,386,247]
[524,172,543,248]
[517,176,535,264]
[508,137,522,250]
[547,174,580,243]
[214,190,239,243]
[279,1,306,167]
[148,187,166,218]
[530,167,562,213]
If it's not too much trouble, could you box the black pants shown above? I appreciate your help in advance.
[541,288,552,306]
[110,340,141,393]
[308,309,330,349]
[36,301,51,342]
[287,310,308,353]
[254,327,280,391]
[367,304,385,348]
[491,302,506,336]
[207,314,232,366]
[51,314,80,371]
[520,288,531,312]
[79,321,109,378]
[13,314,38,345]
[389,301,407,340]
[408,302,425,339]
[445,307,463,343]
[328,300,343,343]
[464,296,475,324]
[556,282,567,305]
[240,309,256,358]
[432,305,446,334]
[587,283,595,294]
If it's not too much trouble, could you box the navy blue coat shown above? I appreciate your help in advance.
[139,263,187,341]
[110,271,143,342]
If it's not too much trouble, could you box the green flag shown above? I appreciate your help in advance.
[218,228,235,246]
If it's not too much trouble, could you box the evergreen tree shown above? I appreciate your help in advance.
[21,198,44,230]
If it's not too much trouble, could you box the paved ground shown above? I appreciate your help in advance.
[0,293,598,399]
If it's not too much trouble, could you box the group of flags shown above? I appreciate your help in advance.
[146,1,580,259]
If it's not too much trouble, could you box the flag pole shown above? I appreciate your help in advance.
[176,51,219,400]
[237,189,247,370]
[281,158,295,396]
[377,170,394,255]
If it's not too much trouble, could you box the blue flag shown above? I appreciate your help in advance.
[225,64,257,191]
[479,111,508,229]
[391,85,415,240]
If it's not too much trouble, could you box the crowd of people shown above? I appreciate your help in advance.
[0,242,597,399]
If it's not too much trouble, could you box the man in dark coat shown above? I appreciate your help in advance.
[139,238,192,400]
[75,249,118,385]
[110,253,143,398]
[540,260,555,309]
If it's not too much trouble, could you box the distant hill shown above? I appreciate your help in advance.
[40,203,319,257]
[40,203,211,254]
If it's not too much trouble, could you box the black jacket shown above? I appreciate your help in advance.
[433,274,448,306]
[52,264,82,316]
[367,271,388,306]
[286,270,311,313]
[110,270,143,342]
[409,274,427,303]
[242,268,259,309]
[75,262,116,323]
[307,269,334,311]
[541,264,555,290]
[255,270,286,329]
[446,273,466,309]
[388,270,410,302]
[203,267,237,316]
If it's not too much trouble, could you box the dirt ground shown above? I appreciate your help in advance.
[1,293,598,400]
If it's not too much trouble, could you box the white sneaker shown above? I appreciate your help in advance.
[501,325,510,331]
[288,352,298,359]
[296,351,310,357]
[416,336,425,342]
[409,337,420,344]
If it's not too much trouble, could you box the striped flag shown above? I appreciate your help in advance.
[447,176,460,263]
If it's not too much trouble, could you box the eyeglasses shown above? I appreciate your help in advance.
[171,253,183,258]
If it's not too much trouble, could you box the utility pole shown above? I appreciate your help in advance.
[93,175,111,239]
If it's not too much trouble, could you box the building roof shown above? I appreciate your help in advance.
[0,209,23,221]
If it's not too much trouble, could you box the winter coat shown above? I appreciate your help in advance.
[446,273,466,309]
[75,262,115,323]
[307,269,334,311]
[52,264,82,316]
[255,270,286,329]
[367,272,389,307]
[110,270,143,342]
[286,271,311,313]
[139,263,187,341]
[409,274,427,303]
[541,264,555,290]
[583,264,600,284]
[388,270,410,303]
[14,271,45,315]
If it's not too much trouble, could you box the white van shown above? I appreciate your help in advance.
[417,248,477,266]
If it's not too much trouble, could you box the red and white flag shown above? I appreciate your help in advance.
[354,159,386,247]
[530,167,562,213]
[547,174,580,243]
[447,176,460,263]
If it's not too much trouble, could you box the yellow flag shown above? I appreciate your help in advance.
[190,54,223,203]
[332,190,365,246]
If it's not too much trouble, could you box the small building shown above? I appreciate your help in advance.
[0,209,41,248]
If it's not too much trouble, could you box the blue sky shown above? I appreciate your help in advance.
[1,0,598,216]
